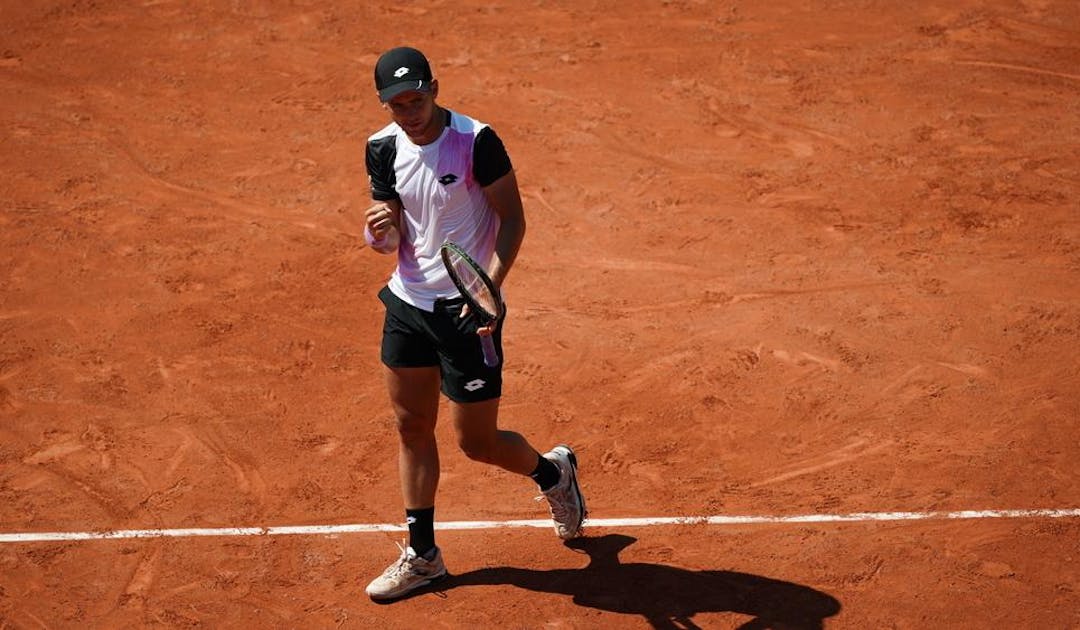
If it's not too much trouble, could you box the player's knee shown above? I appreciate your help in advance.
[394,412,435,443]
[458,435,496,464]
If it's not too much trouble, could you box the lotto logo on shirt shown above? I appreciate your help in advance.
[438,173,458,185]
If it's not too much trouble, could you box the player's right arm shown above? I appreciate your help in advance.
[365,135,402,254]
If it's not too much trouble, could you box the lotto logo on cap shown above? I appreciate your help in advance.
[374,47,433,102]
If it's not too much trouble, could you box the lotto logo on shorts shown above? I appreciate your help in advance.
[464,379,486,392]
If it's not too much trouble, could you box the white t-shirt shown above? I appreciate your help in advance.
[366,110,512,311]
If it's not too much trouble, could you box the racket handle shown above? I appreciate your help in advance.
[480,335,500,367]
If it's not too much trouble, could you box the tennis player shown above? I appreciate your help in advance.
[362,46,586,601]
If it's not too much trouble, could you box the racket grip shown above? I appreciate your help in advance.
[480,335,500,367]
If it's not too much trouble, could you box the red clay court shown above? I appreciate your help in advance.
[1,1,1078,628]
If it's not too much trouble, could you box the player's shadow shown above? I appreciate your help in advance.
[441,534,840,630]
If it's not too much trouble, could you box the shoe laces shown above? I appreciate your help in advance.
[536,481,573,520]
[383,540,417,577]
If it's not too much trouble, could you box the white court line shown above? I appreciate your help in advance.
[1,508,1078,543]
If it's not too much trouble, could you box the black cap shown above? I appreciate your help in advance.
[374,47,433,103]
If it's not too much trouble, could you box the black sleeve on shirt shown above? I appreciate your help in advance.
[472,126,513,187]
[365,135,399,201]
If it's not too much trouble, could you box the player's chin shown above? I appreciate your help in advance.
[401,120,425,135]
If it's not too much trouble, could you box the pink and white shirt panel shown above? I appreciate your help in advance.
[366,110,512,311]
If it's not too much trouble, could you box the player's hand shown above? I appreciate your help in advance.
[476,318,497,338]
[364,203,395,240]
[364,202,400,253]
[460,303,501,336]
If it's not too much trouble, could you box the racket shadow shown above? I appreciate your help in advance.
[419,534,842,629]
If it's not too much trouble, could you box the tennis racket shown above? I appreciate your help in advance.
[439,241,505,367]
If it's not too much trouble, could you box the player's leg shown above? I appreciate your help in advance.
[448,395,586,540]
[364,364,447,602]
[436,298,537,474]
[366,289,447,601]
[449,397,537,474]
[387,365,441,537]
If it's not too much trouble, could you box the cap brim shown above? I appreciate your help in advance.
[378,79,431,103]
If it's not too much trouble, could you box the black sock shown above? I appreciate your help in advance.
[529,453,561,491]
[406,507,436,557]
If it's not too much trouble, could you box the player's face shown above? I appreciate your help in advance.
[384,81,440,144]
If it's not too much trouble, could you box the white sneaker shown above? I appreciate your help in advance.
[365,542,447,601]
[539,445,587,539]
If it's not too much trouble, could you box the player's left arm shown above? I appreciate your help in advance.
[482,170,526,290]
[475,126,525,289]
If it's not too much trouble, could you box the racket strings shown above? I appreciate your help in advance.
[447,254,499,315]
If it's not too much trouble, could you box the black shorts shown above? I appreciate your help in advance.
[378,285,503,403]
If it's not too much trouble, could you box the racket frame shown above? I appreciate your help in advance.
[439,241,505,367]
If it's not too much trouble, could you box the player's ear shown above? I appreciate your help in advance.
[430,79,439,100]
